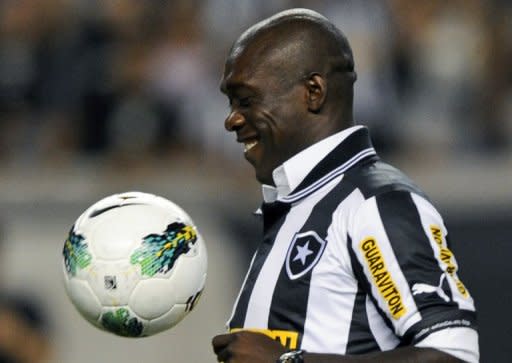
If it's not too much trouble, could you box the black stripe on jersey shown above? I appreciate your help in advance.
[267,180,355,347]
[345,284,380,354]
[376,191,443,289]
[229,202,291,328]
[376,191,475,339]
[440,234,455,302]
[404,308,478,345]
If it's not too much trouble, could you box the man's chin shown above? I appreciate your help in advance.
[254,169,273,186]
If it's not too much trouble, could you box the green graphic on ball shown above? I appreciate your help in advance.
[130,222,197,277]
[101,308,144,337]
[63,227,92,276]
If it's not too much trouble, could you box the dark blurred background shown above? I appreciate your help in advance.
[0,0,510,362]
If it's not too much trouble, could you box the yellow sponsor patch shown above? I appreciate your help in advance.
[429,226,469,298]
[230,328,298,349]
[360,237,407,319]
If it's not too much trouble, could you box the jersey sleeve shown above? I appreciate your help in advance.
[347,190,479,362]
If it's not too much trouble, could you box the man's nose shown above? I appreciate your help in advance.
[225,111,245,132]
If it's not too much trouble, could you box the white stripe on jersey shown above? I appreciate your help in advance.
[226,251,258,329]
[350,196,421,336]
[411,194,475,312]
[243,176,342,328]
[366,295,400,350]
[301,186,361,353]
[415,327,479,363]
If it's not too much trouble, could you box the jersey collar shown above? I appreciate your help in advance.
[262,126,376,203]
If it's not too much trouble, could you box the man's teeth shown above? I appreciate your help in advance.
[244,141,258,152]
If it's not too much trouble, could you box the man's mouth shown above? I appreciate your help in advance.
[244,140,258,153]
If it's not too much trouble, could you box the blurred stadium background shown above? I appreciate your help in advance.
[0,0,510,362]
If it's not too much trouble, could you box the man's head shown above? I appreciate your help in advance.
[220,8,357,185]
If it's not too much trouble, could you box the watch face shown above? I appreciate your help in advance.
[279,350,304,363]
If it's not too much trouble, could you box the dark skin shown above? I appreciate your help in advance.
[213,9,463,363]
[220,12,355,185]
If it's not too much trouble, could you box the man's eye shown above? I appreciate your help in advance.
[238,97,251,107]
[228,96,253,109]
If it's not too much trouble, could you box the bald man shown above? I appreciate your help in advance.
[213,9,478,363]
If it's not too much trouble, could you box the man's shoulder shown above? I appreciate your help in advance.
[344,159,428,201]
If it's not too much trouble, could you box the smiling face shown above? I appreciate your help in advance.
[220,10,356,185]
[220,42,313,185]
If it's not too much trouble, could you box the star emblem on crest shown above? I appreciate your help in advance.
[292,241,314,265]
[286,231,327,280]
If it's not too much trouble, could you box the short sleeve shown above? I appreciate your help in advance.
[347,190,478,361]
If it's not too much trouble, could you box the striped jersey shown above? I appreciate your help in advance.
[227,126,479,362]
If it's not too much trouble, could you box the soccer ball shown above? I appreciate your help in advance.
[62,191,207,337]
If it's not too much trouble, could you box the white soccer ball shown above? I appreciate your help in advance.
[62,191,207,337]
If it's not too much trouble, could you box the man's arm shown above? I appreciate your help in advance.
[212,331,463,363]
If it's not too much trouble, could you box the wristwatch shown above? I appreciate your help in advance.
[277,349,306,363]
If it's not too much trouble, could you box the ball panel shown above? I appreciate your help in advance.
[129,278,177,320]
[169,234,208,302]
[146,303,188,336]
[87,205,172,261]
[85,260,140,306]
[65,278,102,323]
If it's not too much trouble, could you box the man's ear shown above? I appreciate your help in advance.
[305,73,327,113]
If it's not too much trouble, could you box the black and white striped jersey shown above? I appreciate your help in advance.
[227,126,479,362]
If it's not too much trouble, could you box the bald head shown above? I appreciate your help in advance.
[225,8,356,121]
[220,9,358,184]
[232,9,354,72]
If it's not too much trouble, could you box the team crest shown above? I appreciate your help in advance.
[285,231,326,280]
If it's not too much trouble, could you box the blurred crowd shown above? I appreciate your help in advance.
[0,0,511,171]
[0,222,53,363]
